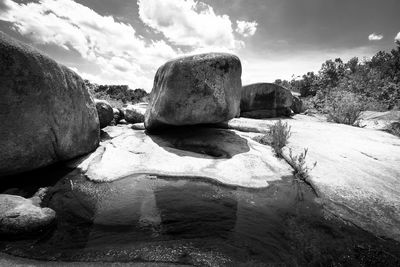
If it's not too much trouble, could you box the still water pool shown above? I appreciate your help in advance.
[1,167,400,266]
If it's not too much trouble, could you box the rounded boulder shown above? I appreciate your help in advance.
[145,53,242,131]
[0,32,99,177]
[95,99,114,128]
[123,103,147,123]
[240,83,293,118]
[0,194,56,235]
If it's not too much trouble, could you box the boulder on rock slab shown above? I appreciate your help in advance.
[95,99,114,128]
[0,31,99,177]
[291,95,304,114]
[145,53,242,132]
[240,83,293,118]
[0,194,56,235]
[123,103,147,123]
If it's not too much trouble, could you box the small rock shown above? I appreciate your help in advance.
[0,194,56,235]
[95,99,114,128]
[291,95,304,114]
[112,108,124,124]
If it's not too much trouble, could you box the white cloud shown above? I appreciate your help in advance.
[138,0,240,50]
[395,32,400,42]
[368,33,383,41]
[0,0,178,89]
[236,20,258,37]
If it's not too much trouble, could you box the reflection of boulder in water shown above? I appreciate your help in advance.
[154,180,238,239]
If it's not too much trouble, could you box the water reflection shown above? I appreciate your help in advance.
[1,170,400,266]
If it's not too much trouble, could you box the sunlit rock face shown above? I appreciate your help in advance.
[69,125,292,188]
[240,83,293,118]
[145,53,242,132]
[0,31,99,177]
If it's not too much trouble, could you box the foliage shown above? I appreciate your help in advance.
[85,80,149,108]
[269,120,292,157]
[252,120,291,157]
[274,42,400,111]
[288,148,317,182]
[325,91,366,126]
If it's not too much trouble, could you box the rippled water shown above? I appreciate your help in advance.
[1,166,400,266]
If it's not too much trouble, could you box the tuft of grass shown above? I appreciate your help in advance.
[269,120,292,157]
[252,120,291,157]
[287,148,317,182]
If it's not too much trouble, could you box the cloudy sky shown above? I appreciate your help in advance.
[1,0,399,91]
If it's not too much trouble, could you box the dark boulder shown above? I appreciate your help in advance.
[95,99,113,128]
[240,83,293,118]
[0,31,99,177]
[145,53,242,131]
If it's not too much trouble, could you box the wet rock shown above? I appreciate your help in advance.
[0,194,56,235]
[240,83,293,118]
[0,31,100,177]
[124,103,147,123]
[95,100,113,128]
[145,53,242,131]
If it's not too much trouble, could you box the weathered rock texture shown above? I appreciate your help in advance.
[0,32,99,177]
[240,83,293,118]
[0,194,56,235]
[124,103,147,123]
[221,116,400,242]
[69,125,292,188]
[145,53,242,131]
[95,99,113,128]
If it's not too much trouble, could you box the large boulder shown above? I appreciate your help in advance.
[123,103,147,123]
[94,99,113,128]
[0,194,56,235]
[0,32,99,177]
[145,53,242,131]
[240,83,293,118]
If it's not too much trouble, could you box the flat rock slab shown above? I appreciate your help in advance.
[70,125,292,188]
[0,194,56,235]
[222,116,400,241]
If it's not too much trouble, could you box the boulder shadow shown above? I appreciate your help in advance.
[147,125,250,159]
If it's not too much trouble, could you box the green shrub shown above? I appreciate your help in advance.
[269,120,292,157]
[386,121,400,137]
[325,91,365,126]
[287,148,317,182]
[252,120,291,157]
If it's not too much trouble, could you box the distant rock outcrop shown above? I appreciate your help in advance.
[123,103,147,123]
[145,53,242,131]
[95,99,113,128]
[291,95,304,114]
[0,31,99,177]
[240,83,293,118]
[0,194,56,235]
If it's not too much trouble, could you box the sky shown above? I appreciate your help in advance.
[0,0,399,91]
